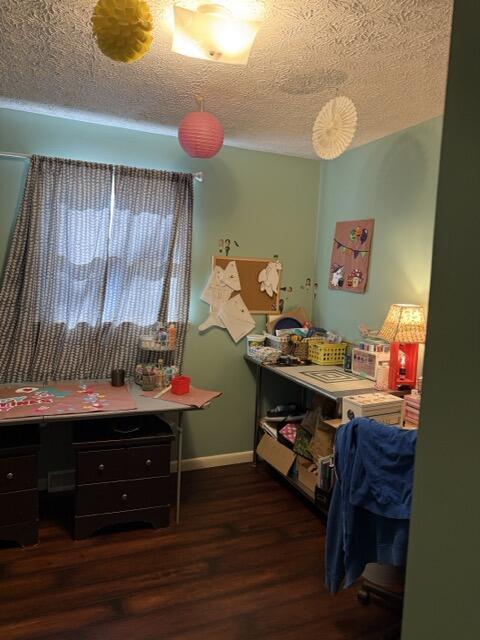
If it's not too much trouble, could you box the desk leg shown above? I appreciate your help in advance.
[176,411,183,525]
[252,365,263,467]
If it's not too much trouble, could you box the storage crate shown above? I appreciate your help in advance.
[351,347,390,380]
[307,339,347,365]
[292,340,309,360]
[265,333,290,355]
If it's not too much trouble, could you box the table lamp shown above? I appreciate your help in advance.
[377,304,426,390]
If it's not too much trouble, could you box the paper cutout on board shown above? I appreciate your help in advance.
[258,261,282,297]
[200,256,280,340]
[217,294,255,343]
[199,262,240,331]
[219,261,241,290]
[200,262,240,303]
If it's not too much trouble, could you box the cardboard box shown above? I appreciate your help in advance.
[309,423,335,459]
[256,433,296,476]
[297,455,318,498]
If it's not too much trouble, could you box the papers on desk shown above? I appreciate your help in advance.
[142,386,222,409]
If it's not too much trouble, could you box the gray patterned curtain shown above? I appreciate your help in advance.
[0,155,193,382]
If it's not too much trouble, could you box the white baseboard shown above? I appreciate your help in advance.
[171,450,253,473]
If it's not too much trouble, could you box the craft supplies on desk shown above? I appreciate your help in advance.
[342,392,403,426]
[308,339,347,366]
[0,382,137,420]
[248,346,281,364]
[264,332,310,360]
[139,321,177,352]
[135,363,178,388]
[374,361,390,391]
[265,333,290,354]
[111,368,125,387]
[246,334,266,356]
[352,346,390,380]
[171,375,191,395]
[154,385,171,398]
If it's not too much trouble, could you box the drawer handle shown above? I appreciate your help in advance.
[145,459,152,467]
[121,493,128,501]
[6,472,14,480]
[98,464,105,472]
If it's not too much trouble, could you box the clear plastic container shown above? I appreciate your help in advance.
[375,361,390,391]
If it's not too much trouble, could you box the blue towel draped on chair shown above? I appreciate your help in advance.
[325,418,417,593]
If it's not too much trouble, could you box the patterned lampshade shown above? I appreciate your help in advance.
[377,304,426,343]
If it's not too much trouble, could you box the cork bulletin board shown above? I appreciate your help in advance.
[213,256,281,314]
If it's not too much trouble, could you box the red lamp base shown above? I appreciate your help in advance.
[388,342,419,390]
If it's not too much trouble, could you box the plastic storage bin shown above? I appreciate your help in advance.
[307,339,347,365]
[246,334,266,356]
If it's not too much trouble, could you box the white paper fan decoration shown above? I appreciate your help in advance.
[312,96,358,159]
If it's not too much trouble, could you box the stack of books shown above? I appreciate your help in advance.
[404,392,421,427]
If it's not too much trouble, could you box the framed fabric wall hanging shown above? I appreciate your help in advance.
[328,219,374,294]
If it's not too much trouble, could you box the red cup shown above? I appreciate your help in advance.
[171,375,191,395]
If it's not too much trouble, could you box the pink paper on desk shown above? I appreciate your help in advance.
[143,386,222,408]
[0,382,137,420]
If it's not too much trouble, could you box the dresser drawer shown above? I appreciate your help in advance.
[0,490,38,526]
[76,476,170,516]
[77,449,126,484]
[0,455,37,493]
[126,445,170,479]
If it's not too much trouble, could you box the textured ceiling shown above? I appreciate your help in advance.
[0,0,453,158]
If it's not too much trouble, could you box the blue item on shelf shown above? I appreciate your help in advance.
[273,317,303,332]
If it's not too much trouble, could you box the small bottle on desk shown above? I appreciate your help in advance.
[167,323,177,350]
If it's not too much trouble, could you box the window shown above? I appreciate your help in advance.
[0,156,193,382]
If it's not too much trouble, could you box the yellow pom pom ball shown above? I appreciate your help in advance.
[92,0,154,64]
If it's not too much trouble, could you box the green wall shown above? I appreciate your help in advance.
[312,117,443,341]
[402,1,480,637]
[0,108,320,459]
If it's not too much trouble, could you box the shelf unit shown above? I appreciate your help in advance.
[246,356,376,514]
[257,420,336,514]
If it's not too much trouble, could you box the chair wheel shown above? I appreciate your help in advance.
[357,588,370,605]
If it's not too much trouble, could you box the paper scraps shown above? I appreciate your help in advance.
[0,395,53,413]
[199,261,255,341]
[258,261,282,297]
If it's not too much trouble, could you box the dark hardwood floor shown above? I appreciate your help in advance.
[0,463,400,639]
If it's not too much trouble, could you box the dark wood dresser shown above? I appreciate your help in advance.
[0,423,40,547]
[73,415,174,540]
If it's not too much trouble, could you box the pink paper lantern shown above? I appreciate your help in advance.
[178,102,224,158]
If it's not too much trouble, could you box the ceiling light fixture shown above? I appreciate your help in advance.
[171,3,262,65]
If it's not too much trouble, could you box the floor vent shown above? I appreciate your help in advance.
[47,469,75,493]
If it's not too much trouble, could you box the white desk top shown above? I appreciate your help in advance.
[245,357,375,401]
[0,382,197,426]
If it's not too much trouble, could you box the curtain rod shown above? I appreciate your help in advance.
[0,151,204,183]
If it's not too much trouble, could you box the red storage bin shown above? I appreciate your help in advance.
[171,375,191,395]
